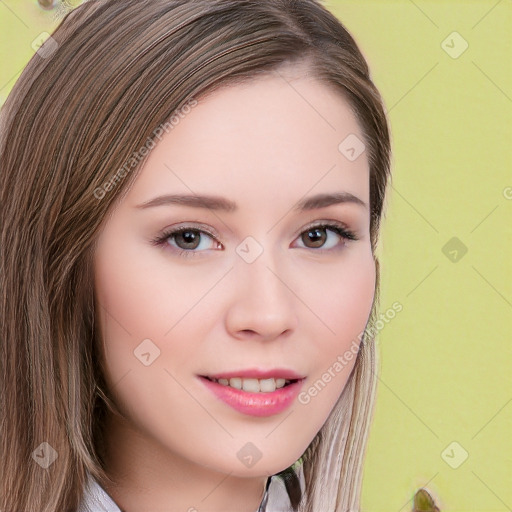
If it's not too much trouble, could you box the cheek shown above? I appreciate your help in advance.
[92,250,196,428]
[92,240,167,385]
[332,256,376,331]
[301,250,376,344]
[324,253,376,366]
[296,253,375,420]
[93,238,181,346]
[93,235,222,338]
[92,239,213,399]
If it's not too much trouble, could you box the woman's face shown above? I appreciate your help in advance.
[93,68,375,480]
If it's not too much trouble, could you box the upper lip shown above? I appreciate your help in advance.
[201,368,306,380]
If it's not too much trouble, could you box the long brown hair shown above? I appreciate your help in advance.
[0,1,391,511]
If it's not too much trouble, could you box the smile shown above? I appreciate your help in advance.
[198,375,306,417]
[204,376,297,393]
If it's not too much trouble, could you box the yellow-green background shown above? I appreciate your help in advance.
[1,1,510,511]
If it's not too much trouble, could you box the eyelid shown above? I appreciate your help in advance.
[168,222,219,240]
[292,218,352,239]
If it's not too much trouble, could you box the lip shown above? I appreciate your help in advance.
[202,368,306,380]
[198,375,306,417]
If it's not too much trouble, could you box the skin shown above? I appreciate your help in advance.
[93,63,376,512]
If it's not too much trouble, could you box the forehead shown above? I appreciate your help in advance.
[125,71,369,210]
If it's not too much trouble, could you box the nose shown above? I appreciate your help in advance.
[224,251,299,342]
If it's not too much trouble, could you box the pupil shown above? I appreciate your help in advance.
[179,230,199,248]
[306,228,325,247]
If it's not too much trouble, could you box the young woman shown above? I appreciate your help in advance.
[0,1,406,511]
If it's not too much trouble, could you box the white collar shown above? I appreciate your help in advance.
[77,472,121,512]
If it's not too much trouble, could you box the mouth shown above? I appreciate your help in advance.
[198,374,306,417]
[200,375,301,393]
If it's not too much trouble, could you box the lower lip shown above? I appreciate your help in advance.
[198,376,304,417]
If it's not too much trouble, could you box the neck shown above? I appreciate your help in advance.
[101,412,269,512]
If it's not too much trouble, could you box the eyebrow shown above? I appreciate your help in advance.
[135,191,367,212]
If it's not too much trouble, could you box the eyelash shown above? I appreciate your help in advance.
[150,221,358,259]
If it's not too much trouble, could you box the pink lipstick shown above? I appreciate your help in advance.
[198,368,306,417]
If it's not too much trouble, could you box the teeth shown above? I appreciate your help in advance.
[229,377,242,389]
[211,377,291,392]
[275,378,286,388]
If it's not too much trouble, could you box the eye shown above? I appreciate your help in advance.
[150,221,358,258]
[150,225,220,258]
[293,222,358,251]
